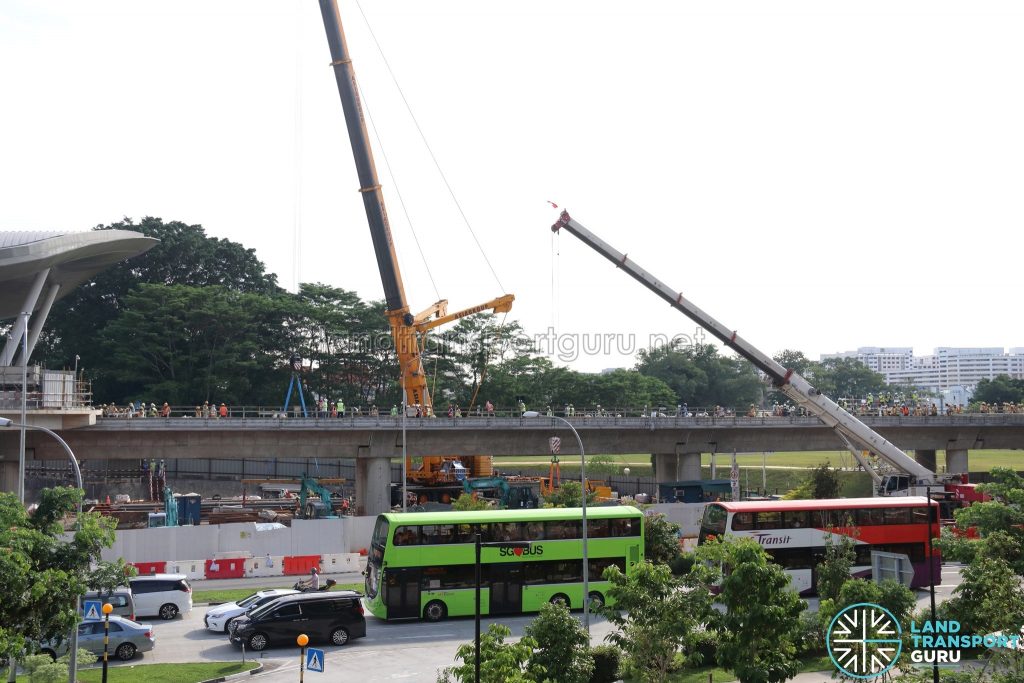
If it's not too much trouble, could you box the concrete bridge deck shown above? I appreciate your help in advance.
[3,413,1022,515]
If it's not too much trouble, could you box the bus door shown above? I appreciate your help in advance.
[385,567,421,619]
[488,564,522,615]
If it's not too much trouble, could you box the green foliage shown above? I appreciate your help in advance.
[643,513,682,567]
[451,493,491,511]
[815,532,856,602]
[523,602,594,683]
[22,649,96,683]
[972,374,1024,404]
[940,468,1024,574]
[807,464,841,499]
[586,454,620,478]
[944,555,1024,635]
[812,357,888,398]
[588,645,621,683]
[542,481,596,508]
[437,623,536,683]
[0,488,122,666]
[600,560,714,683]
[635,342,762,408]
[819,578,917,671]
[694,537,805,683]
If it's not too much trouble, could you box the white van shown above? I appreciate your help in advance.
[129,573,193,620]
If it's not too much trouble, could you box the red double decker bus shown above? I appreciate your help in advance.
[698,497,940,595]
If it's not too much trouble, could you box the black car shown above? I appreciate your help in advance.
[229,591,366,651]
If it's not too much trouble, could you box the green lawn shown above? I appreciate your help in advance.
[644,654,833,682]
[194,582,363,605]
[12,662,258,683]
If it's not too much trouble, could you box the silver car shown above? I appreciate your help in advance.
[40,616,156,662]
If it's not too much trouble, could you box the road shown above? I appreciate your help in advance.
[98,564,965,682]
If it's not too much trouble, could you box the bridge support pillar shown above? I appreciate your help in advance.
[914,449,937,473]
[676,452,701,481]
[945,449,968,475]
[355,457,391,517]
[0,459,18,496]
[653,454,677,486]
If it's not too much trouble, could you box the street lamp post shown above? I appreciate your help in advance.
[525,412,590,635]
[101,602,113,683]
[0,418,84,683]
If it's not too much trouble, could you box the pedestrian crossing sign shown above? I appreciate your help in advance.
[305,647,325,673]
[83,600,102,621]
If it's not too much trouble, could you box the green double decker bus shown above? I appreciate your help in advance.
[364,506,645,621]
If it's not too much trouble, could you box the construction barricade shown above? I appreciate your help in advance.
[282,554,322,576]
[132,561,166,576]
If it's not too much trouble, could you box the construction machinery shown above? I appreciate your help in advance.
[538,454,613,501]
[462,476,540,509]
[240,476,350,519]
[317,1,512,499]
[550,210,963,498]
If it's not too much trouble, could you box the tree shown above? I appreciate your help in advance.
[0,488,130,668]
[939,468,1024,575]
[944,555,1024,636]
[600,560,714,683]
[695,537,805,683]
[812,357,887,399]
[452,493,491,511]
[972,374,1024,405]
[815,532,856,602]
[38,217,281,399]
[643,513,682,567]
[523,602,593,683]
[635,342,761,408]
[808,464,842,499]
[542,481,596,508]
[437,623,535,683]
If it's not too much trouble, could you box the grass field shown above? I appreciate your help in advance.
[193,583,363,606]
[12,662,259,683]
[495,449,1023,473]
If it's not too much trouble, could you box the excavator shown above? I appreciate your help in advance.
[550,210,966,499]
[317,1,512,500]
[462,476,540,509]
[538,454,613,501]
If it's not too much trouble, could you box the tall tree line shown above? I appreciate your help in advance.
[30,218,889,410]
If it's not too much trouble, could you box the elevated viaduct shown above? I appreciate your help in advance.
[3,414,1023,515]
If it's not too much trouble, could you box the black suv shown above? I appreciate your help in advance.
[229,591,366,651]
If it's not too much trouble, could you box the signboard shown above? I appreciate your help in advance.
[83,600,102,621]
[549,437,561,454]
[305,647,325,673]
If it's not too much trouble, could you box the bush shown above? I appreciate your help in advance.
[687,629,718,666]
[795,611,826,656]
[589,645,621,683]
[669,553,694,576]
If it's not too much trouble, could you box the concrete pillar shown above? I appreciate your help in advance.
[946,449,968,475]
[355,457,391,517]
[653,453,678,485]
[676,452,701,481]
[914,449,937,474]
[0,459,18,495]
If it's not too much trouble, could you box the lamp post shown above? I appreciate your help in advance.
[297,633,309,683]
[525,412,590,635]
[926,486,939,683]
[0,418,84,683]
[401,375,407,513]
[101,602,113,683]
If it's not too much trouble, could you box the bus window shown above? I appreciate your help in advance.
[423,564,475,590]
[883,507,912,525]
[589,557,626,579]
[854,544,872,565]
[755,511,783,530]
[523,522,545,540]
[548,560,583,583]
[453,523,476,543]
[372,518,390,548]
[421,524,456,544]
[588,519,610,538]
[732,513,754,531]
[610,518,640,537]
[699,505,728,537]
[394,526,419,546]
[493,522,523,542]
[545,519,580,540]
[478,523,496,542]
[911,507,929,524]
[766,548,813,570]
[858,508,886,526]
[783,511,810,529]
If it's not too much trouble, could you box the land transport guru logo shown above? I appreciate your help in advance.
[828,602,1023,678]
[827,603,902,679]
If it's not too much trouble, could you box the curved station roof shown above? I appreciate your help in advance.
[0,230,157,320]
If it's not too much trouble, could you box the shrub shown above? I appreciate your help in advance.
[589,645,621,683]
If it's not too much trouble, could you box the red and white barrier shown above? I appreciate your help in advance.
[132,553,372,580]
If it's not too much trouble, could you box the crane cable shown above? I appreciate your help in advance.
[354,0,507,295]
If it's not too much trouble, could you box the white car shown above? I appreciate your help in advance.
[129,573,193,620]
[204,589,299,633]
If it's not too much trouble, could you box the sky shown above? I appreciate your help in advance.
[2,0,1023,373]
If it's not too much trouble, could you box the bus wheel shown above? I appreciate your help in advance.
[587,591,605,611]
[550,593,570,608]
[424,600,448,622]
